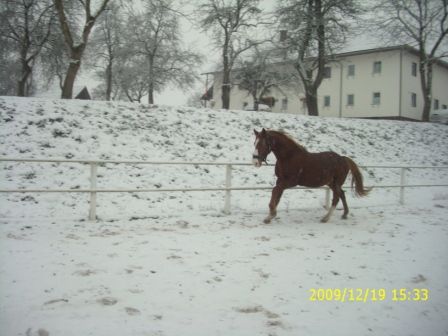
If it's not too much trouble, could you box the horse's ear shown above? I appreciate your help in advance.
[261,128,266,136]
[253,129,259,136]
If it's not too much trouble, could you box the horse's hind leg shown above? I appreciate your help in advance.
[321,186,340,223]
[340,189,349,219]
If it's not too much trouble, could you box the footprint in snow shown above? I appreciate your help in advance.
[254,236,270,242]
[411,274,427,283]
[73,269,98,277]
[125,307,141,316]
[26,328,50,336]
[235,305,284,328]
[97,297,118,306]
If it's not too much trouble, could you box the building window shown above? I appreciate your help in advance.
[243,102,248,110]
[372,92,381,105]
[373,61,382,74]
[347,94,354,106]
[261,96,275,107]
[411,93,417,107]
[347,64,355,77]
[323,66,332,79]
[281,98,288,111]
[443,104,447,109]
[412,62,417,77]
[434,99,439,110]
[324,95,331,107]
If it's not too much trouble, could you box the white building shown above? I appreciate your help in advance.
[206,45,448,120]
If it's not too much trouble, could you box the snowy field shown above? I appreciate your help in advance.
[1,97,448,335]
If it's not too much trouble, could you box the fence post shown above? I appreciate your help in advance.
[89,162,97,221]
[224,164,232,214]
[399,167,406,205]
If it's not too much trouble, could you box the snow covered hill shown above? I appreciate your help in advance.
[1,96,448,165]
[1,96,448,336]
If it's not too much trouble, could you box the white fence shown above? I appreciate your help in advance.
[1,157,448,221]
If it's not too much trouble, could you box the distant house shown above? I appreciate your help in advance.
[207,45,448,120]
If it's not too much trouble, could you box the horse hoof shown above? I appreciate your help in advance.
[341,214,348,220]
[320,217,329,223]
[263,217,272,224]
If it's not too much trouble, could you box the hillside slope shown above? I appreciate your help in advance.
[1,96,447,165]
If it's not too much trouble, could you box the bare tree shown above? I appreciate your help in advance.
[199,0,263,109]
[277,0,361,116]
[122,0,202,104]
[115,55,150,103]
[234,48,297,110]
[88,3,123,101]
[53,0,110,99]
[0,34,19,95]
[371,0,448,121]
[0,0,55,96]
[40,26,70,92]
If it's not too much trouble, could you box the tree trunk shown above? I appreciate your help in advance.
[253,100,259,111]
[148,56,155,105]
[222,70,231,109]
[61,62,80,98]
[18,41,32,97]
[300,67,319,116]
[148,85,154,105]
[305,88,319,116]
[61,49,83,99]
[419,60,433,122]
[422,95,431,122]
[310,0,325,117]
[221,34,231,110]
[17,63,32,97]
[253,81,259,111]
[253,95,260,111]
[105,59,112,101]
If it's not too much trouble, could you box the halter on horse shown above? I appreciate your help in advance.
[253,128,370,223]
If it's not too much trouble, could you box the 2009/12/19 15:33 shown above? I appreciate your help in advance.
[309,288,429,303]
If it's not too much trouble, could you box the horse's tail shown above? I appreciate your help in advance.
[345,157,371,197]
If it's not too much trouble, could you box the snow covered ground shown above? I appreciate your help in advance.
[1,97,448,335]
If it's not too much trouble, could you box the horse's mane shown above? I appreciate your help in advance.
[267,130,308,152]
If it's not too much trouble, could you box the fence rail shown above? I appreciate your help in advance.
[0,157,446,169]
[1,157,448,220]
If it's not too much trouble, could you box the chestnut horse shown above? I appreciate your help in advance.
[253,128,370,223]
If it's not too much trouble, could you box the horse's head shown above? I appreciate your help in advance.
[253,128,272,167]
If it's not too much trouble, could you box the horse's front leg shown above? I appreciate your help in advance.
[264,185,285,224]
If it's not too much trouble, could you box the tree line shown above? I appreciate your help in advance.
[0,0,447,121]
[0,0,201,104]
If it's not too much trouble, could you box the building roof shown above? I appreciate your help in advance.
[334,45,448,69]
[203,44,448,74]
